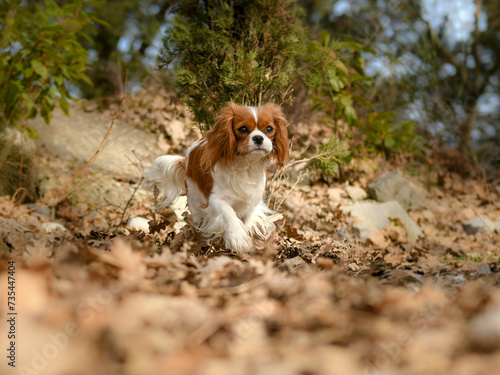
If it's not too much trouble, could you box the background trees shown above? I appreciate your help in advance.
[1,0,499,166]
[300,0,500,163]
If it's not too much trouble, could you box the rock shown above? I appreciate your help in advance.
[27,203,51,216]
[341,202,390,239]
[368,170,428,210]
[42,222,67,233]
[378,201,424,241]
[341,200,424,241]
[463,217,500,235]
[476,263,492,276]
[126,216,150,233]
[327,187,345,202]
[345,186,367,201]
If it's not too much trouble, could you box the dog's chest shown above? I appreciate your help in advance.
[212,162,266,205]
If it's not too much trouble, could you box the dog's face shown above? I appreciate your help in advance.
[203,103,290,170]
[232,105,276,156]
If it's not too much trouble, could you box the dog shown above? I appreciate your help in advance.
[144,102,289,254]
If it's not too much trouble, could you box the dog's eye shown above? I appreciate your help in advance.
[265,126,274,133]
[238,126,249,134]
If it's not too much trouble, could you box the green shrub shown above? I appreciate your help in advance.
[306,31,424,161]
[358,111,423,158]
[309,135,351,178]
[305,31,376,133]
[159,0,308,131]
[0,0,102,134]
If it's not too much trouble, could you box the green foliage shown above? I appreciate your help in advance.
[309,135,350,177]
[305,30,375,132]
[160,0,308,131]
[358,111,423,158]
[0,0,101,132]
[305,31,423,159]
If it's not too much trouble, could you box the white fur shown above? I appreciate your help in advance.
[144,144,275,256]
[248,128,273,153]
[143,155,185,210]
[247,106,258,123]
[192,154,274,254]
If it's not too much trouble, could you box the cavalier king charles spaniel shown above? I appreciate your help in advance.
[144,102,289,255]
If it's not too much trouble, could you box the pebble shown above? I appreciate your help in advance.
[345,186,367,201]
[27,203,51,216]
[476,263,491,276]
[42,222,67,233]
[126,217,150,233]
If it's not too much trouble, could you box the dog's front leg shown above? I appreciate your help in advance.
[205,197,253,255]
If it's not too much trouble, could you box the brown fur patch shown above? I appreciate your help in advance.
[186,142,214,200]
[260,103,290,166]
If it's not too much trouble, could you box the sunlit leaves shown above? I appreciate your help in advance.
[0,0,101,135]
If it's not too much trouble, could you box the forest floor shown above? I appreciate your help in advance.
[1,86,500,375]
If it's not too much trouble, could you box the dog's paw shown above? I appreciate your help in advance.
[245,206,275,240]
[246,215,274,240]
[225,225,253,256]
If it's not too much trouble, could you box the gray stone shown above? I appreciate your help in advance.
[463,217,500,235]
[27,203,51,216]
[341,200,424,241]
[368,170,428,210]
[477,263,492,276]
[345,186,367,201]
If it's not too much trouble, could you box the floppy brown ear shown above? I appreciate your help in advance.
[201,103,236,171]
[266,104,289,166]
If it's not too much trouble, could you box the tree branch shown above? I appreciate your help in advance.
[472,0,482,81]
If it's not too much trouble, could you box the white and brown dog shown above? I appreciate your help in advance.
[144,103,289,254]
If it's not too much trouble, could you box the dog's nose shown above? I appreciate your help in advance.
[252,135,264,146]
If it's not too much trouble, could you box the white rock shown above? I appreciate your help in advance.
[345,186,367,201]
[126,217,150,233]
[327,187,344,202]
[378,201,424,241]
[341,202,390,239]
[341,200,424,241]
[463,217,500,235]
[42,222,67,233]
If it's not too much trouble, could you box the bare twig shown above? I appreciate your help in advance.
[117,176,144,229]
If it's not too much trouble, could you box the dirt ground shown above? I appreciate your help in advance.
[1,88,500,375]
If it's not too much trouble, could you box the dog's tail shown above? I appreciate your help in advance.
[143,155,186,210]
